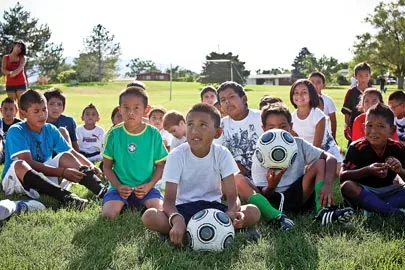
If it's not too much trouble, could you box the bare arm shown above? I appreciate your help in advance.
[11,55,26,76]
[163,182,186,246]
[329,112,337,140]
[320,152,337,186]
[340,166,371,182]
[148,160,165,187]
[313,118,326,148]
[344,114,350,127]
[72,141,80,152]
[1,55,10,75]
[261,169,285,197]
[221,174,240,213]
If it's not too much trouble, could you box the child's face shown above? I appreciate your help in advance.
[292,83,310,107]
[149,111,164,130]
[365,114,394,148]
[388,99,405,119]
[47,97,64,121]
[119,95,148,126]
[309,76,324,95]
[201,91,217,106]
[363,93,380,113]
[168,121,186,139]
[81,108,99,126]
[22,101,48,132]
[112,111,122,126]
[263,114,292,133]
[186,111,219,155]
[218,88,247,119]
[1,102,17,120]
[355,70,371,89]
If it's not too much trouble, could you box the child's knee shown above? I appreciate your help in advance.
[141,208,160,228]
[15,160,31,179]
[340,181,361,198]
[243,204,261,223]
[101,206,121,219]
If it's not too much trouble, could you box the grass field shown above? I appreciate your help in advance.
[0,81,404,270]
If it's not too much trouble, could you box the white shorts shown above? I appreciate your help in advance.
[2,153,72,199]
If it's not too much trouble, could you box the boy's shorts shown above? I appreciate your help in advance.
[6,85,27,93]
[2,153,71,199]
[260,176,315,213]
[176,200,228,224]
[102,188,163,207]
[360,184,405,199]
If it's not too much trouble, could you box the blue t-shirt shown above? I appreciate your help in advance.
[2,122,71,178]
[48,114,78,142]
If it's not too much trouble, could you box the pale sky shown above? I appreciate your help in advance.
[1,0,383,74]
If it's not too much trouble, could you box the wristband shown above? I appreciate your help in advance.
[168,212,184,227]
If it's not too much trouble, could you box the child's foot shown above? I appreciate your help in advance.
[15,200,46,214]
[0,200,16,221]
[62,194,88,211]
[277,214,295,231]
[237,227,261,242]
[315,206,354,225]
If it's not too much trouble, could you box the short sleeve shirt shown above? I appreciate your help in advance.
[341,86,362,127]
[321,94,336,116]
[49,114,78,142]
[292,108,325,145]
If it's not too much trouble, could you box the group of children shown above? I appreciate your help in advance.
[1,61,405,248]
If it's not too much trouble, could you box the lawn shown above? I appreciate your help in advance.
[0,81,404,270]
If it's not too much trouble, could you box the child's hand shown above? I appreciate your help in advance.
[117,184,134,199]
[169,219,186,246]
[385,157,402,174]
[134,183,152,199]
[319,183,334,208]
[91,166,102,176]
[266,169,285,190]
[368,162,388,178]
[344,126,352,141]
[63,168,86,183]
[227,211,245,229]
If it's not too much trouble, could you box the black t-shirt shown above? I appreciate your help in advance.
[2,118,21,135]
[343,138,405,188]
[341,86,362,128]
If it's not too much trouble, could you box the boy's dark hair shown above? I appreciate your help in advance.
[126,80,146,89]
[119,86,149,107]
[354,62,371,76]
[217,81,246,98]
[261,103,292,127]
[82,103,99,116]
[19,90,46,111]
[148,107,166,119]
[367,103,394,126]
[9,40,27,56]
[357,88,383,112]
[43,88,66,109]
[388,90,405,102]
[163,111,185,130]
[187,103,221,128]
[289,79,319,109]
[1,97,16,107]
[259,95,283,109]
[200,86,217,99]
[308,71,326,84]
[111,106,120,120]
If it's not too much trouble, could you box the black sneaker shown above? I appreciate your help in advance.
[277,214,295,231]
[237,227,261,242]
[315,206,354,225]
[62,194,88,211]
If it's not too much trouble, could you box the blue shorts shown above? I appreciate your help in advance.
[6,84,27,92]
[102,188,162,207]
[176,200,228,224]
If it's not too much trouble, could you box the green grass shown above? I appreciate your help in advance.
[0,81,404,270]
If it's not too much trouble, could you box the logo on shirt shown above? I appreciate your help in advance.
[128,143,137,153]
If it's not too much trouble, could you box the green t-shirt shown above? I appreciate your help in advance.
[103,123,168,188]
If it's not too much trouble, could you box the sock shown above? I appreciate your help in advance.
[23,170,71,201]
[352,188,404,215]
[79,166,105,197]
[314,180,324,213]
[385,189,405,209]
[247,193,281,221]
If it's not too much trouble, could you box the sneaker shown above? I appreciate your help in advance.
[159,233,169,242]
[277,214,295,231]
[15,200,46,214]
[237,227,261,242]
[62,194,88,211]
[315,206,354,225]
[0,199,16,221]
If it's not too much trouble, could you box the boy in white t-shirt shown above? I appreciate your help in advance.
[142,104,260,246]
[149,107,173,151]
[388,90,405,144]
[163,110,187,151]
[76,103,105,162]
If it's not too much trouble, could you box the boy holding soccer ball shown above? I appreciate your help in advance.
[142,104,260,246]
[237,103,354,226]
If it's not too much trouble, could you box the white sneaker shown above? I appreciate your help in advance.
[0,199,17,221]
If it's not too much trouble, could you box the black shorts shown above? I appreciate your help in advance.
[260,176,315,213]
[176,200,228,224]
[6,84,27,93]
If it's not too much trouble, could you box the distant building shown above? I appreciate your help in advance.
[136,72,170,81]
[246,74,292,85]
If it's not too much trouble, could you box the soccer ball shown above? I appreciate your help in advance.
[186,208,235,252]
[255,128,298,169]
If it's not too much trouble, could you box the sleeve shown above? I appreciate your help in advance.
[324,96,337,115]
[342,145,358,171]
[341,89,353,115]
[313,109,325,124]
[5,126,30,159]
[103,129,115,160]
[153,129,168,163]
[162,149,183,184]
[351,116,364,141]
[219,147,239,179]
[68,117,78,142]
[300,139,323,164]
[51,125,72,154]
[251,152,268,187]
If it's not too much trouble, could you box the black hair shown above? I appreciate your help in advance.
[43,88,66,109]
[19,90,46,111]
[217,81,246,98]
[111,106,120,120]
[82,103,99,116]
[1,97,16,107]
[9,40,27,56]
[261,102,292,127]
[308,71,326,84]
[289,79,319,109]
[126,80,146,89]
[186,103,221,128]
[200,86,217,99]
[259,95,283,110]
[354,62,371,76]
[367,103,394,126]
[357,88,383,112]
[148,107,166,119]
[119,86,149,107]
[388,90,405,102]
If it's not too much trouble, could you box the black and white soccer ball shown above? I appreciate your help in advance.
[255,129,298,169]
[186,208,235,252]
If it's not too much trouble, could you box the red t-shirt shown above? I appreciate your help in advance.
[5,55,27,86]
[351,113,399,141]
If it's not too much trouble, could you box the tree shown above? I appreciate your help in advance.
[200,52,250,84]
[353,0,405,89]
[0,3,64,77]
[74,52,98,82]
[82,24,120,81]
[302,55,340,83]
[262,68,282,75]
[291,47,311,81]
[36,42,64,81]
[165,66,197,82]
[125,58,160,77]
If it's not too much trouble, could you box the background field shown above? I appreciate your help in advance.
[0,82,404,270]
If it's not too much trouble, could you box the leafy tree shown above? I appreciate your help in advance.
[291,47,311,81]
[125,58,160,77]
[200,52,250,84]
[0,3,64,77]
[36,42,64,81]
[262,68,282,75]
[165,65,197,82]
[353,0,405,89]
[74,52,98,82]
[82,24,120,81]
[303,55,340,83]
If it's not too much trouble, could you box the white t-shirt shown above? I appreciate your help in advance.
[76,125,105,161]
[162,143,239,205]
[292,108,325,145]
[160,129,173,147]
[252,137,322,192]
[170,136,187,151]
[216,109,263,173]
[394,117,405,143]
[321,118,343,163]
[321,94,337,116]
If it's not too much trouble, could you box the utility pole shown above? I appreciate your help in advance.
[169,63,173,101]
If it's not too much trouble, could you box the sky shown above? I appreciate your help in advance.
[1,0,383,74]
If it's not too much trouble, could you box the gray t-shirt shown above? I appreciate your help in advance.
[252,137,322,192]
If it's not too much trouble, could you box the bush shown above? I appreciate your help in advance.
[57,69,77,83]
[336,75,349,85]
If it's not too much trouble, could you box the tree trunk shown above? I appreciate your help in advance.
[398,76,404,90]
